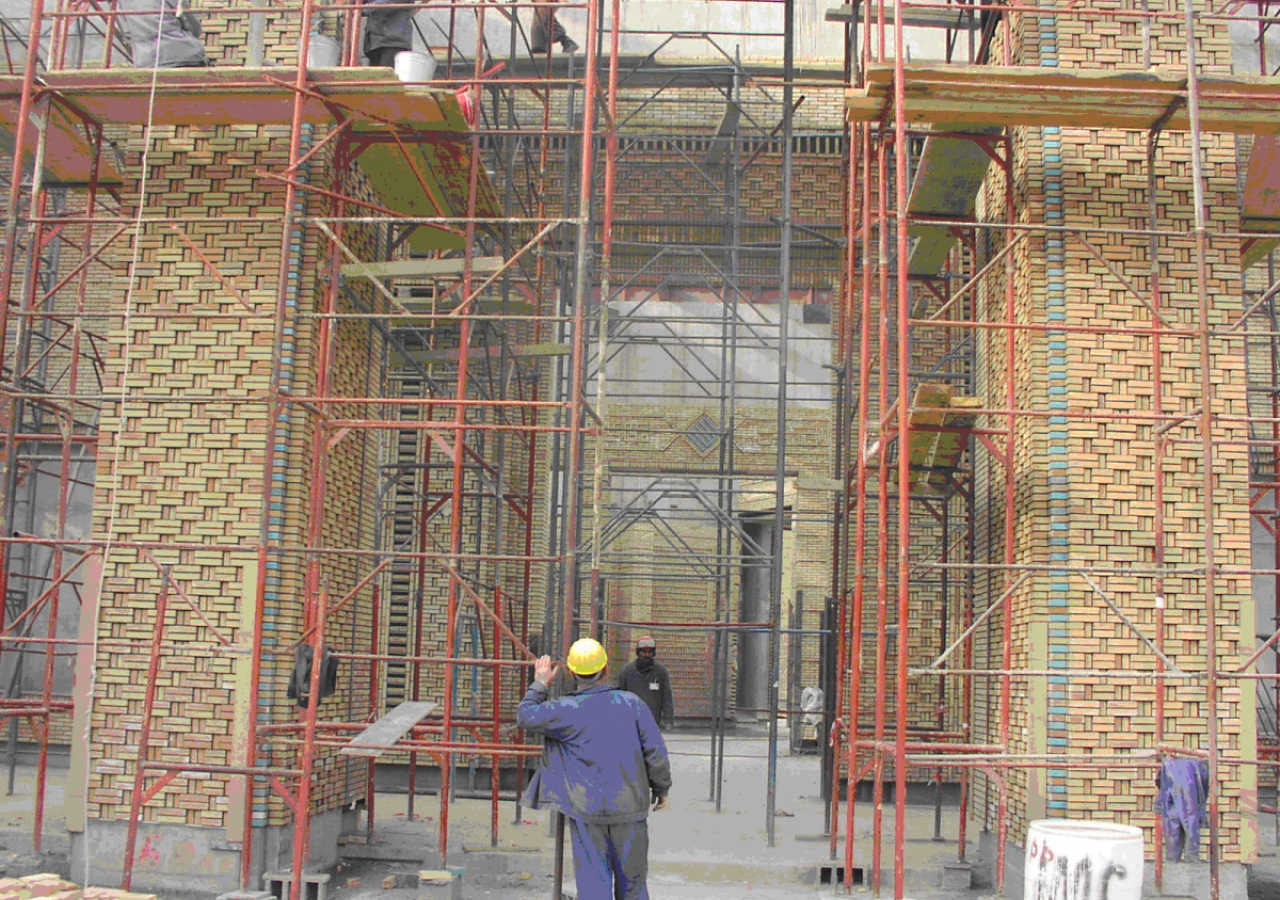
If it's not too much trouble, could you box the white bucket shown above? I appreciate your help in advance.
[394,51,437,83]
[307,33,341,68]
[1024,819,1144,900]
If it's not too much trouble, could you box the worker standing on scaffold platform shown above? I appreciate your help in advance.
[120,0,210,68]
[361,0,416,66]
[517,638,671,900]
[531,0,578,54]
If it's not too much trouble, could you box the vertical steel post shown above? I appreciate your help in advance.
[491,585,502,847]
[367,584,380,841]
[561,0,602,658]
[408,398,435,824]
[828,19,863,841]
[844,114,875,893]
[766,0,796,849]
[588,0,622,642]
[891,0,912,893]
[440,4,491,862]
[870,131,891,900]
[289,587,329,900]
[121,568,171,891]
[1147,123,1169,890]
[15,139,51,854]
[0,0,48,650]
[1181,1,1220,895]
[254,0,319,886]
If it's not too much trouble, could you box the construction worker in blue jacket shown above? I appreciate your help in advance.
[518,638,672,900]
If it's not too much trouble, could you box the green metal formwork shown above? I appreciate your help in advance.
[906,126,1002,278]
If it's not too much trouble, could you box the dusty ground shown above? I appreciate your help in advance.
[325,732,992,900]
[0,742,1267,897]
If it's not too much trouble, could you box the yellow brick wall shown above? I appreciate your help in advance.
[83,122,383,829]
[592,404,835,719]
[966,0,1257,860]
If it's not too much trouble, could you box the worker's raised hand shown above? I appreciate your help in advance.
[534,655,559,687]
[652,795,669,812]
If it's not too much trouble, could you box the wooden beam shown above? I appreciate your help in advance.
[826,2,979,29]
[340,700,438,758]
[340,256,506,279]
[405,341,567,363]
[847,63,1280,135]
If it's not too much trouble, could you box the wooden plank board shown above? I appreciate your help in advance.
[12,68,468,130]
[1244,238,1280,270]
[341,700,437,758]
[405,340,565,363]
[907,384,979,495]
[341,257,505,279]
[826,2,979,28]
[356,138,502,253]
[0,96,124,185]
[847,63,1280,135]
[1243,135,1280,227]
[399,298,536,315]
[906,128,998,276]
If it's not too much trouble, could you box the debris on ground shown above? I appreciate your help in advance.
[0,874,157,900]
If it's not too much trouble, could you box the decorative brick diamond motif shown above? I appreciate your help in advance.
[685,414,721,455]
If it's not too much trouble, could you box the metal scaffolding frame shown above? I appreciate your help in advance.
[0,0,835,897]
[1,2,1279,900]
[0,2,593,898]
[835,2,1280,900]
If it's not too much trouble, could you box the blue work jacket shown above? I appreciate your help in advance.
[517,681,672,824]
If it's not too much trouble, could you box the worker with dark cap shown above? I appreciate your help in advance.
[616,636,674,731]
[518,638,671,900]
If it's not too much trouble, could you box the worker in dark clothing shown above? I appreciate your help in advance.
[120,0,210,68]
[363,0,416,67]
[518,638,671,900]
[531,4,578,54]
[616,636,674,731]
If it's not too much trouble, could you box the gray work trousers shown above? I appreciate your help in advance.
[120,0,208,68]
[364,0,415,61]
[567,818,649,900]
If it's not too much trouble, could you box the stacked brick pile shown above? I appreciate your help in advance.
[0,874,154,900]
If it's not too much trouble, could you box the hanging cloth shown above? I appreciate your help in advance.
[287,643,339,708]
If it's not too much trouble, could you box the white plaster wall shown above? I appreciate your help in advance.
[599,299,832,407]
[423,0,953,65]
[1231,17,1280,75]
[1254,511,1277,676]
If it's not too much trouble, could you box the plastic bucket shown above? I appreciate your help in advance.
[307,33,341,68]
[1024,819,1144,900]
[394,51,437,83]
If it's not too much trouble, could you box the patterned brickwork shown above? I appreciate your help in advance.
[83,122,384,830]
[963,0,1257,861]
[590,404,835,719]
[838,246,973,785]
[1242,222,1279,791]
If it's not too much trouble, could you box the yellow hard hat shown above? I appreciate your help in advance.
[566,638,608,676]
